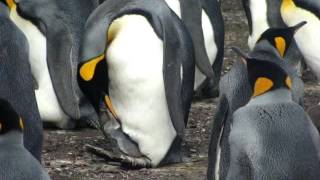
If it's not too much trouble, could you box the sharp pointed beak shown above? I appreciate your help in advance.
[291,21,307,33]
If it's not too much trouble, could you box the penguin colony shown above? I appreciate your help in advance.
[0,0,318,179]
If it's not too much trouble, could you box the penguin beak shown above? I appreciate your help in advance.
[231,46,251,64]
[290,21,307,33]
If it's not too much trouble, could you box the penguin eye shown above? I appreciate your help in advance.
[274,36,286,58]
[285,76,292,89]
[19,118,24,130]
[253,77,274,97]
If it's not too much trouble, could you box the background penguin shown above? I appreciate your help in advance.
[209,47,320,180]
[0,99,50,180]
[207,22,306,179]
[0,1,43,161]
[78,0,195,167]
[5,0,99,129]
[280,0,320,130]
[242,0,305,73]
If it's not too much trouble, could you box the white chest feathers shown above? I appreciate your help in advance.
[248,0,269,49]
[106,15,177,166]
[9,8,68,124]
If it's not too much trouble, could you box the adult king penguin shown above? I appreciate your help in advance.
[79,0,195,167]
[0,99,50,180]
[242,0,304,72]
[280,0,320,129]
[4,0,99,129]
[208,47,320,180]
[0,1,43,161]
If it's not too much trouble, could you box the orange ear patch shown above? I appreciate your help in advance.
[286,76,292,89]
[104,96,118,119]
[79,54,105,81]
[253,77,274,97]
[275,37,286,57]
[6,0,16,9]
[19,118,24,130]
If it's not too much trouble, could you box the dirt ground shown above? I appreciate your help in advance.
[43,0,320,179]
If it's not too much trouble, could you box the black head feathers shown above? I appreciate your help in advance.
[0,99,23,135]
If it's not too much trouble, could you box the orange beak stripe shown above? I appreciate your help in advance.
[104,96,118,120]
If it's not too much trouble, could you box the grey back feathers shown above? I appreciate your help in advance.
[0,2,43,161]
[0,132,50,180]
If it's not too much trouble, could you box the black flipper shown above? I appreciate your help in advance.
[16,0,99,123]
[208,96,229,180]
[180,0,214,77]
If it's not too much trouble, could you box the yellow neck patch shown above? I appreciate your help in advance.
[19,118,24,130]
[79,54,105,81]
[5,0,16,10]
[285,76,292,89]
[253,77,274,97]
[274,36,286,57]
[281,0,296,12]
[104,96,118,120]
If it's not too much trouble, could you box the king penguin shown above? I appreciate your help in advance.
[78,0,195,167]
[242,0,305,73]
[4,0,99,129]
[280,0,320,130]
[0,99,50,180]
[0,1,43,161]
[208,47,320,180]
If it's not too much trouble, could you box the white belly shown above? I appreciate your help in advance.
[107,15,176,166]
[248,0,269,49]
[10,9,68,123]
[281,7,320,81]
[164,0,217,90]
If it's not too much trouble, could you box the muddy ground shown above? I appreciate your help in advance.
[43,0,320,179]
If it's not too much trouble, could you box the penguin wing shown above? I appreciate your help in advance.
[79,0,195,135]
[180,0,214,77]
[207,95,229,180]
[201,0,225,82]
[17,0,98,120]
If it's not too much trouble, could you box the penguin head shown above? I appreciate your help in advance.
[0,99,24,135]
[232,47,292,98]
[257,21,307,57]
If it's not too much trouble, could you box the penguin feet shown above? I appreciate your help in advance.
[194,78,219,100]
[308,104,320,130]
[85,144,152,168]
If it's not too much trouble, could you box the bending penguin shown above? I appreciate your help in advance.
[0,99,50,180]
[4,0,99,129]
[78,0,195,167]
[280,0,320,129]
[0,1,43,161]
[242,0,304,72]
[208,47,320,180]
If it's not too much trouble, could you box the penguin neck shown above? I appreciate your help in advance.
[248,88,292,106]
[0,3,10,17]
[250,40,283,60]
[0,131,23,146]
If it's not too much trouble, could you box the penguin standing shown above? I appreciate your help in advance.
[242,0,304,72]
[79,0,195,167]
[280,0,320,130]
[0,1,43,161]
[4,0,99,129]
[207,23,306,179]
[208,47,320,180]
[0,99,50,180]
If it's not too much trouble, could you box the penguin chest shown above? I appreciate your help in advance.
[281,5,320,80]
[248,0,269,49]
[9,9,68,122]
[106,15,177,166]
